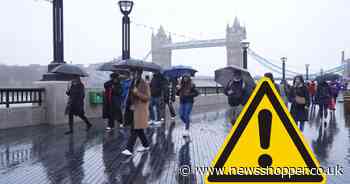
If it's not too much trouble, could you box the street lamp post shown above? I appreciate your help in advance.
[281,57,287,82]
[49,0,65,71]
[42,0,68,81]
[118,0,134,60]
[305,64,310,81]
[241,41,250,69]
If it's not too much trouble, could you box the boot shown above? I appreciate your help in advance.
[65,121,74,135]
[80,115,92,131]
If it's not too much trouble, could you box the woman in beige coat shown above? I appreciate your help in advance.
[122,71,151,156]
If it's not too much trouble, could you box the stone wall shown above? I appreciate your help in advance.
[0,106,46,129]
[0,85,228,130]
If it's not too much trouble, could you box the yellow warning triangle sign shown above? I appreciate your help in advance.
[205,77,326,184]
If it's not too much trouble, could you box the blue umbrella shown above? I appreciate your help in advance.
[162,65,197,79]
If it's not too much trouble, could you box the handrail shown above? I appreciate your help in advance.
[197,86,224,96]
[0,88,45,108]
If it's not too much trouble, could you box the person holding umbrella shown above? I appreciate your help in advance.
[103,73,123,131]
[288,75,310,131]
[223,70,248,125]
[64,77,92,135]
[122,69,151,156]
[149,72,163,125]
[315,79,331,124]
[50,63,91,134]
[176,75,199,137]
[162,65,198,121]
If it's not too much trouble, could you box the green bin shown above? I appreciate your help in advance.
[89,91,104,105]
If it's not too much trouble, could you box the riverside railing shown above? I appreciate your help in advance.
[0,88,45,108]
[197,86,224,96]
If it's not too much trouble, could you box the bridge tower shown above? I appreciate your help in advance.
[151,17,247,68]
[226,17,247,67]
[152,26,172,68]
[343,51,350,78]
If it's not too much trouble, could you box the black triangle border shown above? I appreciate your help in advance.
[208,81,324,182]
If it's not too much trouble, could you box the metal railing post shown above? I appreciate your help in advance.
[6,90,9,108]
[38,90,42,106]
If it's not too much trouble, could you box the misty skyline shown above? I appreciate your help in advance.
[1,0,350,76]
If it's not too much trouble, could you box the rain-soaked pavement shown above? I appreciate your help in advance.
[0,100,349,184]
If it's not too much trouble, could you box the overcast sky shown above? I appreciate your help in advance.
[1,0,349,76]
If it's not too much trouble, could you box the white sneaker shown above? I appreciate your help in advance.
[148,120,154,125]
[137,146,150,152]
[171,117,176,120]
[121,149,133,156]
[153,121,162,125]
[106,127,114,132]
[161,118,165,122]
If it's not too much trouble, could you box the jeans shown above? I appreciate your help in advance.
[125,129,149,152]
[149,97,161,121]
[179,102,193,130]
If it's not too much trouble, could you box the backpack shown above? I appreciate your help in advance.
[227,80,245,107]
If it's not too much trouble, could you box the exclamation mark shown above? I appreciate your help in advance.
[258,109,273,167]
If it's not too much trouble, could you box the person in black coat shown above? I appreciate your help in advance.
[103,73,123,131]
[149,72,163,123]
[288,75,310,131]
[65,78,92,135]
[315,80,331,122]
[170,78,177,103]
[162,76,176,119]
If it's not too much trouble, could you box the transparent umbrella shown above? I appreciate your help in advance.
[113,58,162,73]
[214,65,255,88]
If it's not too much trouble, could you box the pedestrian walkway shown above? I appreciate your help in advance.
[0,105,227,184]
[0,102,350,184]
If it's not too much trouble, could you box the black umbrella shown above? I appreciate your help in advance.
[113,59,162,72]
[51,64,89,77]
[214,65,255,88]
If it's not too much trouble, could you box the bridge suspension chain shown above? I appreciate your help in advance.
[249,53,294,77]
[248,49,346,77]
[248,49,302,75]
